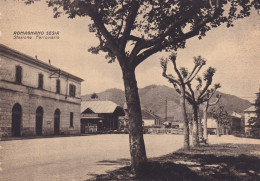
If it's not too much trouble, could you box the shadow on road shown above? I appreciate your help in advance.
[97,158,130,166]
[88,144,260,181]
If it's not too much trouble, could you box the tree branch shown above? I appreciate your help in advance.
[187,82,195,101]
[208,94,221,106]
[116,0,125,39]
[119,1,140,51]
[134,7,198,53]
[169,55,185,86]
[161,57,181,86]
[198,80,212,102]
[185,90,193,102]
[173,83,182,95]
[133,10,220,68]
[128,35,143,42]
[91,12,121,57]
[162,73,181,86]
[131,1,222,63]
[185,64,199,82]
[186,64,204,83]
[185,94,194,105]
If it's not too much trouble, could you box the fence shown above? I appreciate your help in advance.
[147,128,184,134]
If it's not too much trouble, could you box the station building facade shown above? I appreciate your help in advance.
[0,44,84,137]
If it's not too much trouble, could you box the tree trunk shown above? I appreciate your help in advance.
[203,106,208,143]
[189,120,193,135]
[180,88,189,150]
[192,104,199,147]
[216,120,220,136]
[122,68,147,175]
[198,108,204,142]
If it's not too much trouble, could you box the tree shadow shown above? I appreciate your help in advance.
[137,161,206,181]
[188,153,260,181]
[96,158,130,166]
[90,161,205,181]
[88,144,260,181]
[160,144,260,181]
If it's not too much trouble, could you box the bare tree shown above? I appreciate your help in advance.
[161,54,220,147]
[161,53,205,150]
[185,63,220,146]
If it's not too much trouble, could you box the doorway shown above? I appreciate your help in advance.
[12,103,22,137]
[36,106,43,135]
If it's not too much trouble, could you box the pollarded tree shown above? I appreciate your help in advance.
[161,53,206,150]
[185,65,220,146]
[161,54,220,147]
[201,89,221,143]
[26,0,259,175]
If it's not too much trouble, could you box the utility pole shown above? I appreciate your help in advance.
[165,97,167,122]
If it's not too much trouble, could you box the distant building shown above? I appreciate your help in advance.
[205,118,218,135]
[162,117,182,129]
[0,44,84,137]
[81,100,125,133]
[123,103,162,127]
[202,117,229,135]
[141,109,161,127]
[244,106,257,133]
[229,112,243,134]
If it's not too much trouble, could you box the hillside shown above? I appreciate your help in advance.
[82,85,252,120]
[82,88,125,106]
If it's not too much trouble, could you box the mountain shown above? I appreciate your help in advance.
[82,85,252,120]
[138,85,184,120]
[82,88,125,106]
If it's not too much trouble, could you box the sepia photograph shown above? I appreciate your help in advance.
[0,0,260,180]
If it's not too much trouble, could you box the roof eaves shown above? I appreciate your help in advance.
[0,44,84,82]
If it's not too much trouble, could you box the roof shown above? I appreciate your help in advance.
[0,44,84,82]
[231,112,242,118]
[244,106,256,112]
[123,103,161,120]
[81,114,102,119]
[142,109,160,120]
[81,100,124,114]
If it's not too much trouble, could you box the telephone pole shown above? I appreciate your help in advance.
[165,97,167,122]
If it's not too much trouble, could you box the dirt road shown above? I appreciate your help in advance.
[0,134,183,181]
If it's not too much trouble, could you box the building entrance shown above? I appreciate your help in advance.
[36,107,43,135]
[12,103,22,137]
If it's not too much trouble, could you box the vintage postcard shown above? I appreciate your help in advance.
[0,1,259,180]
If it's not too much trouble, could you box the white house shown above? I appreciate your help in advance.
[244,106,257,133]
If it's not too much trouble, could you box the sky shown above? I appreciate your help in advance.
[0,1,259,102]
